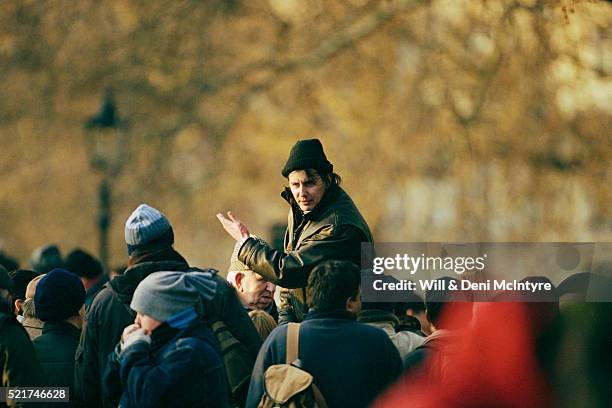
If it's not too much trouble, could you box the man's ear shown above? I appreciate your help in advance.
[345,296,359,315]
[234,272,245,291]
[14,299,23,314]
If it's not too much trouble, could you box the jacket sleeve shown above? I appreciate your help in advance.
[117,340,230,408]
[101,345,122,407]
[74,301,103,408]
[239,225,364,289]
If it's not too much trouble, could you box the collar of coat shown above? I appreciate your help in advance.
[109,255,190,304]
[357,309,400,326]
[304,308,357,321]
[41,320,81,337]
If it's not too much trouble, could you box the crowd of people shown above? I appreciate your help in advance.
[1,139,610,408]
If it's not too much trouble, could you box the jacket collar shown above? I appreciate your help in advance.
[357,309,399,326]
[22,317,44,329]
[304,309,357,321]
[127,245,187,267]
[109,256,190,304]
[41,320,81,338]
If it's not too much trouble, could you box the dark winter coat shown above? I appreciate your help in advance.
[74,247,262,408]
[1,300,46,407]
[239,185,372,322]
[246,309,402,408]
[32,321,81,406]
[103,321,230,408]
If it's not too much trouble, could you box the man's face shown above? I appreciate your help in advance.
[288,170,327,213]
[236,271,276,311]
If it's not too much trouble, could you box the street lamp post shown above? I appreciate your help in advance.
[84,90,127,270]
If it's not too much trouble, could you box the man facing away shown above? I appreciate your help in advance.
[32,268,86,407]
[246,260,402,408]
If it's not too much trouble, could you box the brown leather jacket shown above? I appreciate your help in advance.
[238,184,372,321]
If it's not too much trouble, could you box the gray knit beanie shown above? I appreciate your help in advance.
[228,235,269,272]
[130,271,217,322]
[125,204,173,254]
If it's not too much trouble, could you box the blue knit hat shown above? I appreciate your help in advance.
[34,268,85,322]
[131,271,217,323]
[125,204,174,255]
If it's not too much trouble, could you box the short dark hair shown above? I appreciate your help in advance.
[64,248,103,279]
[307,260,360,312]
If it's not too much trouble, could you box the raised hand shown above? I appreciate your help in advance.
[216,211,250,241]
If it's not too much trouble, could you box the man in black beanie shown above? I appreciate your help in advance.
[32,268,85,405]
[218,139,372,323]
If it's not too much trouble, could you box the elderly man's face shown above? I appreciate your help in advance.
[288,170,327,213]
[235,271,276,311]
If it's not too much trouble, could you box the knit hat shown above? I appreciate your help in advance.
[228,235,269,272]
[0,265,13,290]
[125,204,174,255]
[281,139,333,178]
[34,268,85,322]
[131,271,217,323]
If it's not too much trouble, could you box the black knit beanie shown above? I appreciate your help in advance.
[34,268,85,322]
[281,139,333,178]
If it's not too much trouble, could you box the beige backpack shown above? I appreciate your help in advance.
[258,323,328,408]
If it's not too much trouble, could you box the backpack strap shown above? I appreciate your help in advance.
[286,322,300,364]
[285,323,329,408]
[311,383,328,408]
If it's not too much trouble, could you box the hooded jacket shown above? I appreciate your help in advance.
[103,321,229,408]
